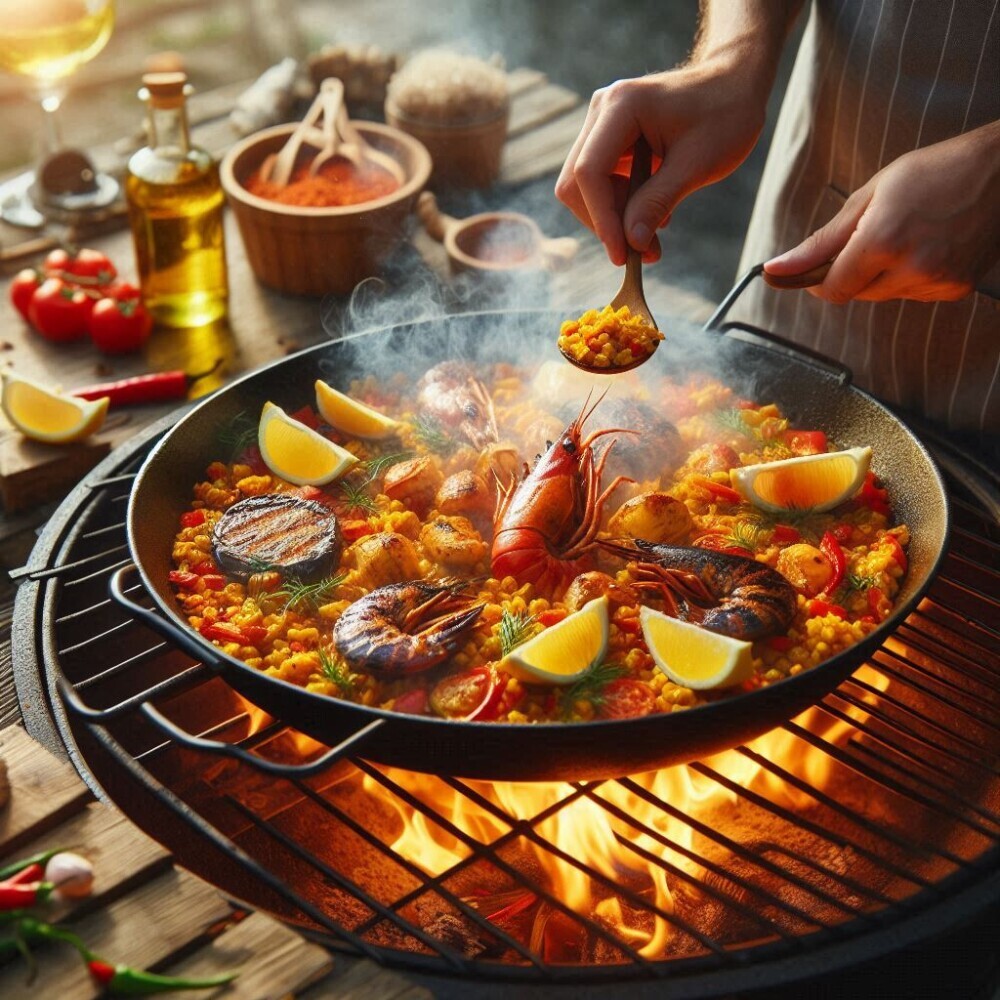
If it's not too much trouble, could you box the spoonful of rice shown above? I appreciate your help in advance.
[558,136,663,375]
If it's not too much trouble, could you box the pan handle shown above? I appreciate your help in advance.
[109,564,227,671]
[702,263,853,386]
[139,703,385,777]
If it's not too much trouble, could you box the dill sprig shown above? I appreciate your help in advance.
[847,572,879,593]
[337,475,380,515]
[318,647,355,694]
[362,450,413,479]
[498,609,537,658]
[714,407,753,437]
[219,411,258,460]
[560,662,628,719]
[726,519,762,552]
[275,573,347,614]
[413,416,457,456]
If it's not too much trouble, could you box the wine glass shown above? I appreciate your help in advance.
[0,0,118,228]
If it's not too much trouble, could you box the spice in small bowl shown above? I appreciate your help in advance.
[558,305,665,370]
[243,158,401,207]
[385,49,509,188]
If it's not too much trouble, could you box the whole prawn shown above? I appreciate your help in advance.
[601,538,797,641]
[491,396,634,595]
[333,579,484,677]
[417,361,499,450]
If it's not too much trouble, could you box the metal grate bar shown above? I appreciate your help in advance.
[615,776,869,926]
[135,710,255,763]
[839,676,1000,771]
[889,621,1000,690]
[287,779,548,968]
[784,719,996,844]
[86,473,139,489]
[225,795,475,973]
[57,667,211,723]
[927,582,1000,628]
[77,520,129,544]
[355,762,663,970]
[833,685,1000,779]
[61,556,133,589]
[12,547,130,583]
[59,618,153,657]
[75,641,172,690]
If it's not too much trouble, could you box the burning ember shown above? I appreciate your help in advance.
[223,664,897,963]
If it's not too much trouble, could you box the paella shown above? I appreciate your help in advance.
[168,357,909,724]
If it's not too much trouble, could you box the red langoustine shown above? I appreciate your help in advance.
[416,361,499,450]
[491,397,634,595]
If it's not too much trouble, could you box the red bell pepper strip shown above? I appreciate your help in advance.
[808,599,847,619]
[818,530,847,597]
[857,471,890,515]
[199,620,249,644]
[771,524,801,544]
[867,586,888,622]
[179,509,206,528]
[781,429,828,455]
[693,476,742,505]
[767,635,794,652]
[72,359,222,408]
[885,533,908,572]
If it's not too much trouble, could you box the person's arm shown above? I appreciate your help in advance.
[555,0,802,266]
[764,119,1000,303]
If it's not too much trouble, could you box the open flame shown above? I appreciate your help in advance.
[232,664,889,959]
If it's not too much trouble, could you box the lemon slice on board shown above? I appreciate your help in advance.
[315,379,401,439]
[640,606,754,690]
[1,373,109,444]
[502,596,609,685]
[258,401,359,486]
[729,446,872,514]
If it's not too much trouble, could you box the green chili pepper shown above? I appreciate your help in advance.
[0,849,62,882]
[87,958,238,994]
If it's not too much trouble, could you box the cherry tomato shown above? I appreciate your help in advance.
[44,247,117,287]
[430,667,501,720]
[9,268,42,321]
[27,277,92,342]
[693,532,753,558]
[782,429,828,455]
[393,689,429,715]
[599,679,656,719]
[88,295,153,354]
[179,509,206,528]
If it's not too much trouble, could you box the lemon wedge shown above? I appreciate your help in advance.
[1,372,109,444]
[729,446,872,513]
[640,606,754,690]
[258,401,359,486]
[502,596,609,685]
[315,379,401,439]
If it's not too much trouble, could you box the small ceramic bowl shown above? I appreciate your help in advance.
[417,192,577,274]
[385,96,508,189]
[220,122,431,296]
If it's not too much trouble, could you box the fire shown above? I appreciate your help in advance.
[366,663,889,958]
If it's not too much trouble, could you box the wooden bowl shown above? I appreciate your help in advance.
[220,122,431,296]
[384,96,508,189]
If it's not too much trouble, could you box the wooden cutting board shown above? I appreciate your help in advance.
[0,724,429,999]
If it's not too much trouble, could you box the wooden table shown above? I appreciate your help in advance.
[0,66,714,997]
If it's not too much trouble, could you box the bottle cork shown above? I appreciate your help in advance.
[141,71,188,108]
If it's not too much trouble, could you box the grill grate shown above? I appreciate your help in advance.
[11,421,1000,992]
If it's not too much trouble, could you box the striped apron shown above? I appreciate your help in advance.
[734,0,1000,438]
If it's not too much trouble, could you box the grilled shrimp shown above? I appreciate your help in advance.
[563,571,639,613]
[601,539,797,641]
[420,515,488,570]
[417,361,499,450]
[333,580,485,677]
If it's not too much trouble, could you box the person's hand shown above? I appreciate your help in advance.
[764,121,1000,303]
[555,62,772,266]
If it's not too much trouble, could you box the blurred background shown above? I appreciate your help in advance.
[0,0,800,304]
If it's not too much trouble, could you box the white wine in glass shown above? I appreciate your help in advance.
[0,0,118,227]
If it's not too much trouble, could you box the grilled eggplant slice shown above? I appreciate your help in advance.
[212,493,341,581]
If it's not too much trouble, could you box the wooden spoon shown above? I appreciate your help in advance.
[309,79,364,176]
[559,135,661,375]
[334,103,406,184]
[259,90,326,187]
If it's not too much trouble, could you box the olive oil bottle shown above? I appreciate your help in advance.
[125,72,228,328]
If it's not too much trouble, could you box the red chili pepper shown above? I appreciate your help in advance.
[885,534,908,572]
[808,599,847,619]
[87,957,238,994]
[767,635,794,651]
[818,530,847,596]
[72,359,222,408]
[771,524,801,544]
[179,509,206,528]
[0,881,52,911]
[0,850,61,882]
[2,863,44,886]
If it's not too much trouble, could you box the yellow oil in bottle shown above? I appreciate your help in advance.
[125,72,228,328]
